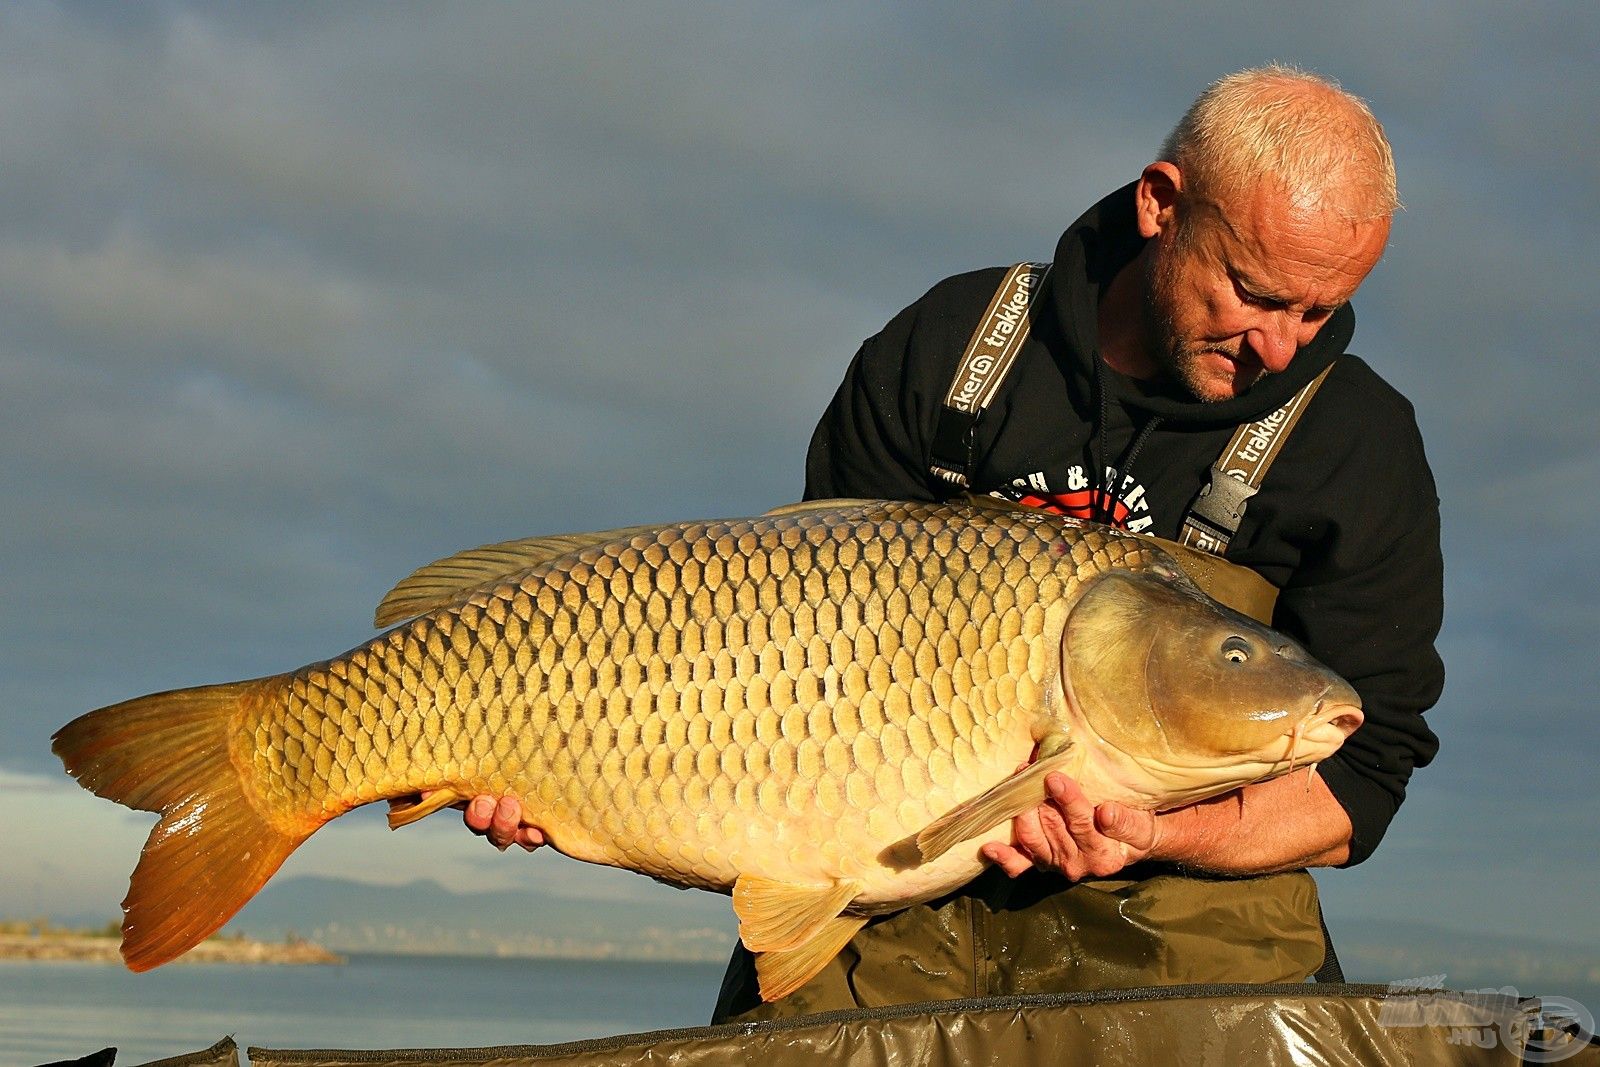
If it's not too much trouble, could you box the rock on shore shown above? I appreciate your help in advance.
[0,933,343,965]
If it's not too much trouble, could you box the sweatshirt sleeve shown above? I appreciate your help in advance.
[1268,386,1445,866]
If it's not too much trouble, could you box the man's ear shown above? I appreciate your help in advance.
[1134,162,1184,240]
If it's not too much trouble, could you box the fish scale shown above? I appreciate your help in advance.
[55,497,1361,999]
[247,502,1154,893]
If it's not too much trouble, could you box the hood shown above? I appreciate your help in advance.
[1044,182,1357,429]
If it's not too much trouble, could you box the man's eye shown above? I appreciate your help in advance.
[1233,280,1277,309]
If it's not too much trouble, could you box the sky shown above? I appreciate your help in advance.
[2,1,1597,970]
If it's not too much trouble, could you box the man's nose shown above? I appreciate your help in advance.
[1246,315,1302,373]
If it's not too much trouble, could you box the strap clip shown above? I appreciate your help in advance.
[1190,465,1259,536]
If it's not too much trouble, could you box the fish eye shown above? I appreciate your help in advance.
[1221,636,1251,664]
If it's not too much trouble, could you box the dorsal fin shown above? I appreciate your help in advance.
[957,492,1052,516]
[761,498,882,518]
[373,524,661,628]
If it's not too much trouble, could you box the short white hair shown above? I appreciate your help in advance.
[1160,64,1399,222]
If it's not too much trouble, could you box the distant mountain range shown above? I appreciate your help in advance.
[227,875,737,962]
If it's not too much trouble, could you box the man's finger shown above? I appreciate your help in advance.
[981,842,1035,879]
[465,795,496,834]
[487,796,523,850]
[1095,801,1158,852]
[1046,773,1099,837]
[1012,805,1054,863]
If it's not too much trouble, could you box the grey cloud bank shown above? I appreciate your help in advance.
[2,2,1595,960]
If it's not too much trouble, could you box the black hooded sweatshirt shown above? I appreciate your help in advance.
[805,184,1444,865]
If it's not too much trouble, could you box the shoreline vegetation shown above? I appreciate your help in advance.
[0,919,343,966]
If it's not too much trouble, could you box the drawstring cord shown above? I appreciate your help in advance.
[1090,354,1162,524]
[1104,415,1161,521]
[1093,355,1111,521]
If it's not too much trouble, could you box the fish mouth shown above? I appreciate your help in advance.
[1317,703,1365,739]
[1308,686,1364,739]
[1278,695,1363,771]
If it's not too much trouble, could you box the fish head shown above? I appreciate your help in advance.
[1059,566,1363,807]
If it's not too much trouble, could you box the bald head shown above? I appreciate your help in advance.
[1159,65,1398,224]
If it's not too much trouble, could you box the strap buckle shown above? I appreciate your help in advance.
[1190,465,1259,536]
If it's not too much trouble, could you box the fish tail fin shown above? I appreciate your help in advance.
[52,678,314,971]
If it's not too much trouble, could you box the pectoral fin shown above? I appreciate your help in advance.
[903,737,1078,864]
[731,875,863,953]
[386,789,465,829]
[754,915,869,1002]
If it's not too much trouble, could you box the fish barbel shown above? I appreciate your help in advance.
[53,498,1362,1000]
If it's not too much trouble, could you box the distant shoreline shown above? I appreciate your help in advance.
[0,933,343,966]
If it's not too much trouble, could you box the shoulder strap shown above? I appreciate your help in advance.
[928,266,1330,579]
[1177,363,1336,556]
[929,262,1051,488]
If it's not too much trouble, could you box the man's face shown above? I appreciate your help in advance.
[1143,182,1390,402]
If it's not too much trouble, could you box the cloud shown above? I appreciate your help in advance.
[0,231,365,371]
[2,1,1597,955]
[0,769,158,916]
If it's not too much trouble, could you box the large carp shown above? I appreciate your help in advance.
[54,498,1361,1001]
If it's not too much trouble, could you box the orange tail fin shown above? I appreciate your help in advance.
[52,679,312,971]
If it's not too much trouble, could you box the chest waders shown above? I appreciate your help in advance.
[713,266,1338,1024]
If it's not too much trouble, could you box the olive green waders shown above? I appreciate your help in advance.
[712,865,1325,1023]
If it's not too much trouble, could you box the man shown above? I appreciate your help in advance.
[463,66,1443,1022]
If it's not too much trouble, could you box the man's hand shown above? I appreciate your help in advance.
[980,768,1354,880]
[980,773,1159,880]
[462,794,545,852]
[404,792,543,852]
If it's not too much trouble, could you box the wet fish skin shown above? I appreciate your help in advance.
[249,500,1158,897]
[53,498,1359,999]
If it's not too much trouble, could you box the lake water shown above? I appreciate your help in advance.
[0,954,730,1066]
[6,955,1595,1066]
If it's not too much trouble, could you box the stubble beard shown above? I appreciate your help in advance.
[1143,245,1261,404]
